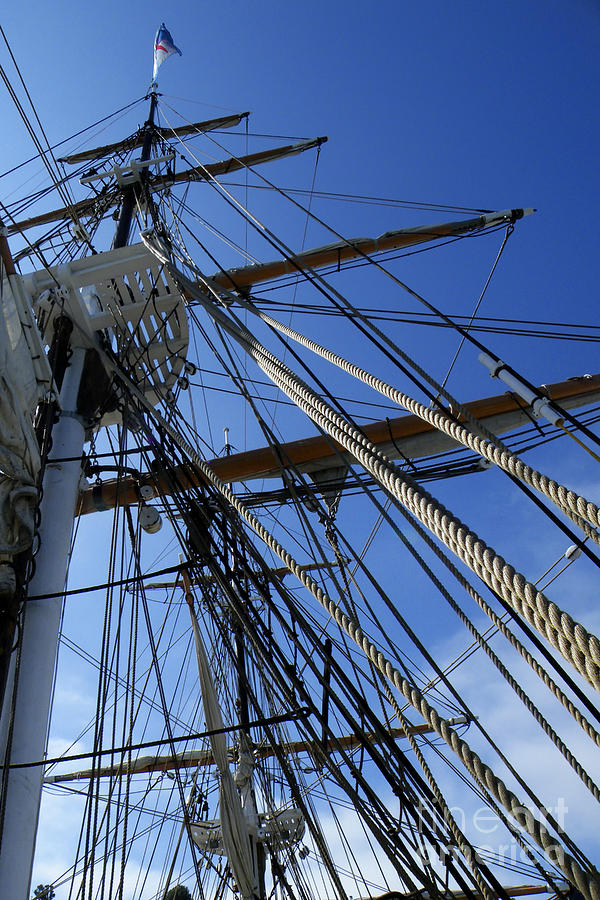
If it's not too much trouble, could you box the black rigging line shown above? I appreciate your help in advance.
[9,710,309,771]
[4,151,107,216]
[186,377,401,416]
[249,303,600,334]
[193,125,598,452]
[151,400,544,890]
[212,182,493,215]
[123,505,205,890]
[133,403,464,891]
[0,96,145,181]
[26,562,190,602]
[162,133,600,576]
[248,295,600,342]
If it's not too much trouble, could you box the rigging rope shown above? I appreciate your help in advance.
[0,28,96,256]
[104,354,600,900]
[189,125,599,456]
[376,510,600,800]
[21,101,599,895]
[154,93,600,496]
[233,297,600,543]
[161,160,600,564]
[435,224,513,398]
[182,279,600,694]
[315,493,597,870]
[366,485,600,745]
[255,346,600,688]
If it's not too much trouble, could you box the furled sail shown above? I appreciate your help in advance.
[187,589,258,900]
[0,226,52,576]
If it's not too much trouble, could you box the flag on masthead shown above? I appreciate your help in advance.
[152,23,182,80]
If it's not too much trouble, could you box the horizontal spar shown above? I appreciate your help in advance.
[9,137,326,235]
[58,112,250,164]
[210,208,532,291]
[79,373,600,516]
[43,719,452,783]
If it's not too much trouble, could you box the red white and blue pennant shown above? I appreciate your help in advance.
[152,23,182,81]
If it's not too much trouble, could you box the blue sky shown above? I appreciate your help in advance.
[1,2,600,898]
[2,0,599,383]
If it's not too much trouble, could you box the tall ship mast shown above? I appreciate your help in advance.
[0,20,598,900]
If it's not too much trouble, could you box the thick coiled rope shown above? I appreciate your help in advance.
[371,501,600,801]
[184,273,600,712]
[377,487,600,749]
[377,678,498,900]
[206,308,600,693]
[239,302,600,539]
[376,674,565,899]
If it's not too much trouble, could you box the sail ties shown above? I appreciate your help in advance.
[210,209,532,291]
